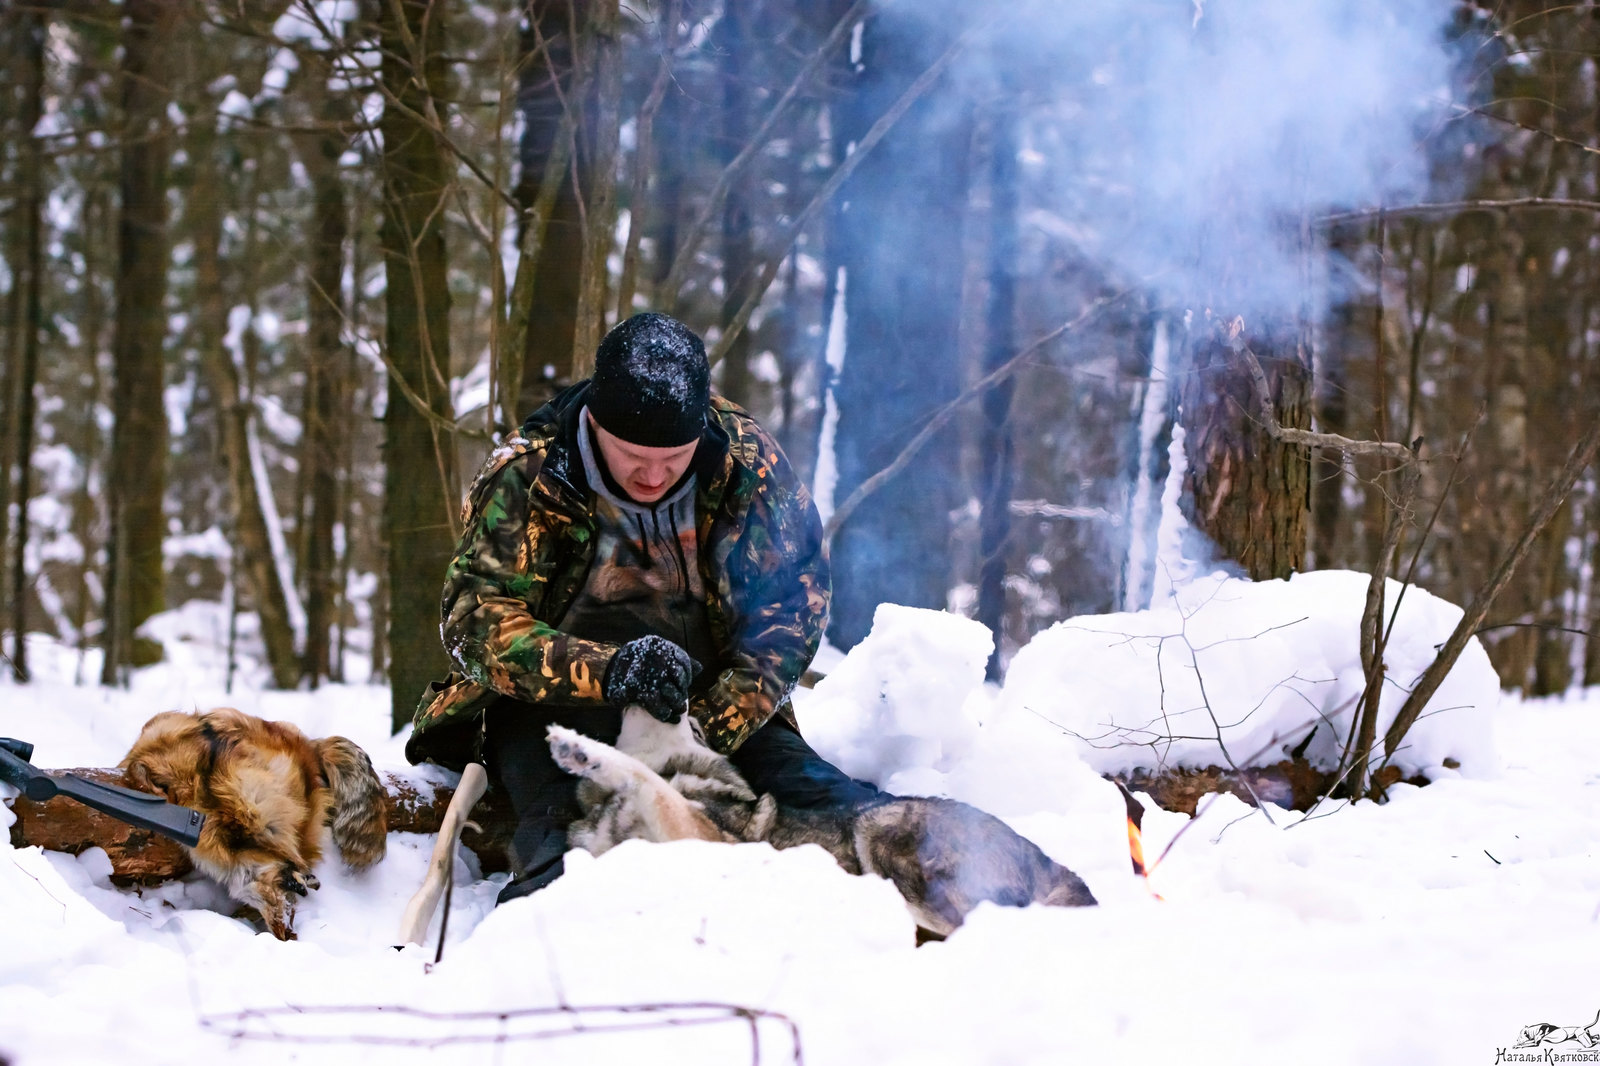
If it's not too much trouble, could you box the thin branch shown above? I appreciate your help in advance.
[658,0,871,304]
[1233,339,1417,461]
[1321,196,1600,227]
[824,289,1131,543]
[708,13,998,367]
[615,0,682,319]
[1381,417,1600,758]
[1474,620,1591,638]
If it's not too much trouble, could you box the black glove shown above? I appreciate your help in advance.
[604,636,700,723]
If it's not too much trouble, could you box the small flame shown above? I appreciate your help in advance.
[1126,814,1148,878]
[1116,782,1164,901]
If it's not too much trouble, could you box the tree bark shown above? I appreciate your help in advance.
[296,72,351,688]
[714,0,757,408]
[7,7,45,681]
[70,187,109,663]
[614,0,679,322]
[106,0,181,674]
[513,0,586,415]
[0,9,21,638]
[378,0,458,732]
[569,0,622,380]
[1177,317,1312,581]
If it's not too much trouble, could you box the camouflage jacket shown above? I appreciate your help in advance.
[406,382,829,770]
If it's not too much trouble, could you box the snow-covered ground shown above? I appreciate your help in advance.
[3,576,1597,1065]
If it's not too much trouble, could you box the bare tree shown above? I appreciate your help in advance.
[295,52,354,687]
[105,0,181,679]
[6,5,46,681]
[569,0,623,379]
[511,0,585,416]
[377,0,460,730]
[976,89,1020,680]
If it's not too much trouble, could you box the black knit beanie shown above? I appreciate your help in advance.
[588,313,711,447]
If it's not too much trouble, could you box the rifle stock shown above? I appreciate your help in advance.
[0,738,206,848]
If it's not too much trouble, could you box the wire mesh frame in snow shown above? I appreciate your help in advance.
[197,1001,804,1062]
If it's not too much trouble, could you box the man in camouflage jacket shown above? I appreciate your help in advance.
[408,313,876,900]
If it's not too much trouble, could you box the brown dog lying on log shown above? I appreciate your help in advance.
[119,708,388,939]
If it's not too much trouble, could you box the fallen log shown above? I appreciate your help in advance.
[5,769,516,886]
[8,759,1430,887]
[1107,759,1427,816]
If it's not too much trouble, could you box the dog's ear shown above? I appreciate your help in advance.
[124,759,168,797]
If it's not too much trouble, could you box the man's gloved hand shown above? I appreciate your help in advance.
[604,636,700,723]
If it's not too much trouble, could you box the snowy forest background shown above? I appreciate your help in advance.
[2,0,1599,733]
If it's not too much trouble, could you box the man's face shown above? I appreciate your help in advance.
[588,413,699,504]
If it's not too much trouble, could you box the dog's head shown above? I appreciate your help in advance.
[120,710,210,805]
[1515,1024,1560,1048]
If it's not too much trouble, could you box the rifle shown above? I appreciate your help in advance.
[0,737,206,848]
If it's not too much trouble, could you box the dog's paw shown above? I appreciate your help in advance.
[280,867,319,897]
[546,726,597,776]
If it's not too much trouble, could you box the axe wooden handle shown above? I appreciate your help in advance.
[396,762,489,947]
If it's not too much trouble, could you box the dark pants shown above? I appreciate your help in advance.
[484,698,879,902]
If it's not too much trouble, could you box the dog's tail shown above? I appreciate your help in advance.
[316,736,388,868]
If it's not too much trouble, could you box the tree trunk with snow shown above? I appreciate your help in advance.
[379,0,459,731]
[827,9,972,649]
[570,0,623,380]
[714,1,757,409]
[1177,319,1312,581]
[106,0,180,674]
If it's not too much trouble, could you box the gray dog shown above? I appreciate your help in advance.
[546,709,1097,936]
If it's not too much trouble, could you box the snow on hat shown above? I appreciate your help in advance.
[588,312,711,447]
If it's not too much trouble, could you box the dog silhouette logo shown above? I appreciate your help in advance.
[1495,1008,1600,1062]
